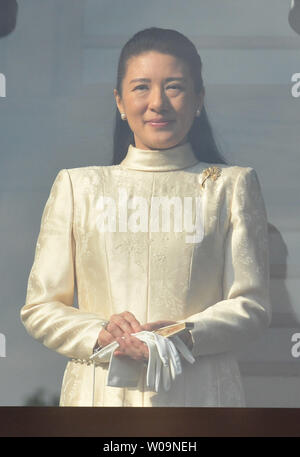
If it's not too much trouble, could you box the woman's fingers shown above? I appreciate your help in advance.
[100,313,178,349]
[97,327,115,347]
[106,320,124,338]
[109,312,143,336]
[110,314,134,334]
[99,311,143,347]
[114,334,149,360]
[120,311,143,333]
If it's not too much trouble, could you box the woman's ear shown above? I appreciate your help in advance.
[198,87,205,110]
[114,89,124,116]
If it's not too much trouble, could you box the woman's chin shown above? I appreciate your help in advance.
[142,135,183,150]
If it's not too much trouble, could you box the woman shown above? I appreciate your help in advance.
[20,27,271,407]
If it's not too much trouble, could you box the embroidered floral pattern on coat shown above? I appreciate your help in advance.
[20,142,271,407]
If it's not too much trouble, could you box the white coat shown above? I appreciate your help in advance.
[20,141,271,406]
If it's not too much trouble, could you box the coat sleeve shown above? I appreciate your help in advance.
[184,167,272,358]
[20,169,108,361]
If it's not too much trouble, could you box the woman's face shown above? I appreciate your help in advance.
[114,51,204,150]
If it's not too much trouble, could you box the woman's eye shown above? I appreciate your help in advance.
[134,85,148,91]
[167,85,183,90]
[134,84,183,92]
[133,84,183,91]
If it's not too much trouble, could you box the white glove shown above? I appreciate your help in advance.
[89,330,195,392]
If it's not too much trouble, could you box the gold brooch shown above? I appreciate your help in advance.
[201,166,222,189]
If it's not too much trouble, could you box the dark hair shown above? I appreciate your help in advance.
[111,27,228,165]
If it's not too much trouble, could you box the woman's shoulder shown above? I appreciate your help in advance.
[49,165,117,191]
[62,164,118,181]
[65,164,115,175]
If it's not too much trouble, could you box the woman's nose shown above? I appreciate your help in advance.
[148,87,168,110]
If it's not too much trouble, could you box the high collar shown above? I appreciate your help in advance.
[119,142,200,172]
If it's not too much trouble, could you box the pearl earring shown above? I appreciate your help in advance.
[196,109,201,117]
[121,113,127,120]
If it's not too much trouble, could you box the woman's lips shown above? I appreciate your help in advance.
[146,120,174,127]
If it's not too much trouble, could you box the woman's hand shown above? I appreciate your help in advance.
[112,319,178,361]
[97,311,149,361]
[97,315,184,362]
[97,311,143,347]
[114,333,149,361]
